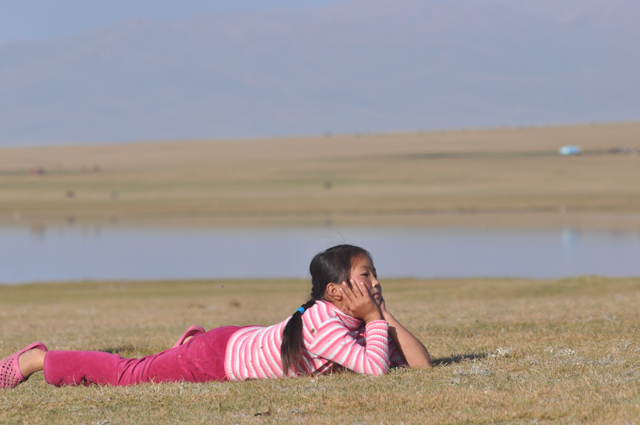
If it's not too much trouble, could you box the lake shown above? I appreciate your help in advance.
[1,224,639,284]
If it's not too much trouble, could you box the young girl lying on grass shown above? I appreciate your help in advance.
[1,244,431,389]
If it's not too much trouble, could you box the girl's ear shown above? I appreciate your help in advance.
[324,282,343,302]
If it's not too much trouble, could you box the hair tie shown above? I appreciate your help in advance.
[296,307,305,315]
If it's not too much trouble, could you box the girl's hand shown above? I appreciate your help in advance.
[376,294,387,312]
[340,279,383,323]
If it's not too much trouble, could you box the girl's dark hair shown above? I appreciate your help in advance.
[280,244,372,375]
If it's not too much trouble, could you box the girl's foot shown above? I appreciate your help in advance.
[172,326,205,348]
[0,342,47,389]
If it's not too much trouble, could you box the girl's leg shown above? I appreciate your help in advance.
[9,326,206,385]
[43,326,242,387]
[14,344,192,387]
[173,325,206,348]
[18,349,46,378]
[43,347,199,386]
[5,326,243,388]
[1,343,47,389]
[44,350,125,386]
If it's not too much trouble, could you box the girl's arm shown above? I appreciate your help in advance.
[308,282,390,376]
[380,299,432,368]
[308,317,391,376]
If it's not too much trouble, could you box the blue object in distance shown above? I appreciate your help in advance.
[558,146,582,156]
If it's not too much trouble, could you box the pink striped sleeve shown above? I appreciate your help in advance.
[389,339,408,368]
[307,318,390,376]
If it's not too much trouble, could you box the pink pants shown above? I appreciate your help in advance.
[43,326,241,387]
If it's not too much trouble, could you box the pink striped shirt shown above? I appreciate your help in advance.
[224,300,406,380]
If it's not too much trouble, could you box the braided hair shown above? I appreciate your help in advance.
[280,244,372,375]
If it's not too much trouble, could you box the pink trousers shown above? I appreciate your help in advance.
[43,326,241,387]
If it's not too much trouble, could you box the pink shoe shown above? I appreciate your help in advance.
[0,341,48,389]
[172,326,205,348]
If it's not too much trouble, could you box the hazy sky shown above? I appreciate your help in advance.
[0,0,350,44]
[1,0,638,146]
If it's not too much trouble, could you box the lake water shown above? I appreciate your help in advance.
[1,224,640,284]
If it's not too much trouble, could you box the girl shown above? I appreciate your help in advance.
[1,245,431,389]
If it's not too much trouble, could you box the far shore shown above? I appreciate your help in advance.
[2,210,640,232]
[1,122,640,227]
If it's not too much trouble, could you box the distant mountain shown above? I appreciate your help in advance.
[1,0,638,146]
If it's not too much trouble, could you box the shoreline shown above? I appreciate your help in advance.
[2,210,640,231]
[2,122,640,224]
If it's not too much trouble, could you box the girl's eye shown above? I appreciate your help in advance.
[361,272,369,277]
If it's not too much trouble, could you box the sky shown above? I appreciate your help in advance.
[1,0,638,146]
[0,0,350,45]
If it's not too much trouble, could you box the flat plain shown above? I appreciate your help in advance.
[2,123,640,423]
[1,122,640,228]
[1,277,639,424]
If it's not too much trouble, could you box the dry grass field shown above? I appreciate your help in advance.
[1,122,640,228]
[2,123,639,423]
[1,277,639,424]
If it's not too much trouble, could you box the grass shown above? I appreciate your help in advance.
[1,122,640,227]
[1,277,639,424]
[2,122,640,423]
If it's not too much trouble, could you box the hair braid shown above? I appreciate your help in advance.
[279,244,372,376]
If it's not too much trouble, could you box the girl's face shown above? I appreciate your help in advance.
[350,254,381,301]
